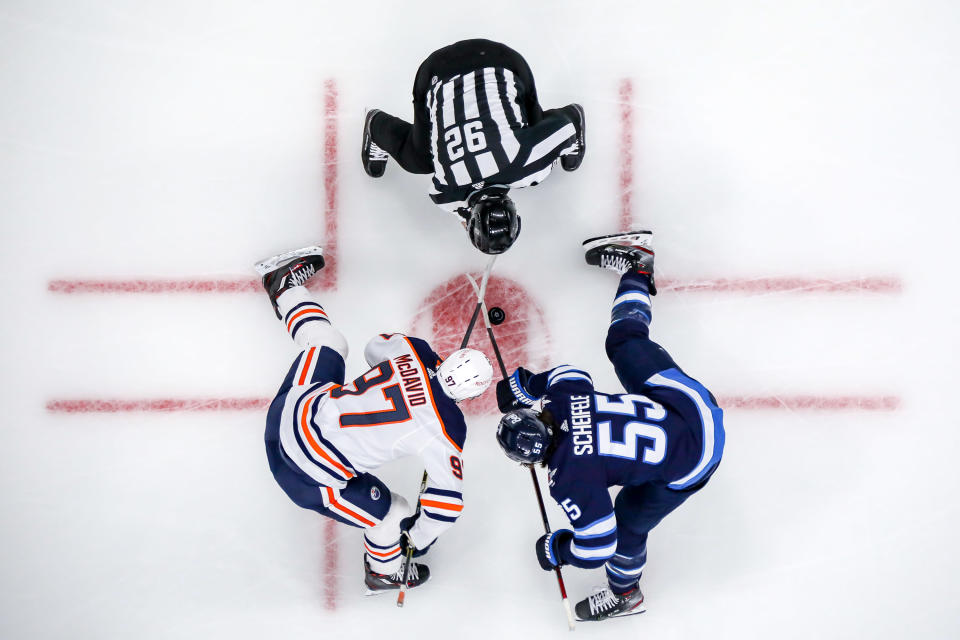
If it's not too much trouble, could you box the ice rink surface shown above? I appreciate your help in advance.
[2,1,959,638]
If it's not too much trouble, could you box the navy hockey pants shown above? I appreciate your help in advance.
[264,346,392,528]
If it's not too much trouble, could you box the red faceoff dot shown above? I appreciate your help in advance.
[412,274,552,415]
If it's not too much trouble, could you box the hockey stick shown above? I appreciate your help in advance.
[464,276,577,631]
[396,256,498,608]
[396,470,429,608]
[459,255,498,350]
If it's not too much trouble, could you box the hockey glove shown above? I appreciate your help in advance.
[496,367,539,413]
[535,529,573,571]
[399,515,433,558]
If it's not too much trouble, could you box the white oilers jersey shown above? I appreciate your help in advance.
[277,333,467,548]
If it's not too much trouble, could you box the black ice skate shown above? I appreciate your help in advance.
[361,109,389,178]
[560,103,586,172]
[583,230,656,294]
[574,587,646,622]
[254,246,325,318]
[363,560,430,595]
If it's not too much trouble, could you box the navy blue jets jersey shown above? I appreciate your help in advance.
[520,365,725,568]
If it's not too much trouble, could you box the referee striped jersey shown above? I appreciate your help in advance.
[425,67,578,212]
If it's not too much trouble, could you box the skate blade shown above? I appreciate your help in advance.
[253,246,324,276]
[582,231,652,252]
[575,601,646,622]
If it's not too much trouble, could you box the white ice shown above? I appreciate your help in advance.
[1,1,958,639]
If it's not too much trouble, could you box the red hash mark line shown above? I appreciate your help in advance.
[658,276,902,294]
[45,398,271,413]
[323,518,338,611]
[721,396,901,411]
[46,276,902,295]
[619,78,634,232]
[47,278,261,294]
[45,395,901,413]
[316,78,338,291]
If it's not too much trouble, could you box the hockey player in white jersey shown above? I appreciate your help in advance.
[255,246,493,593]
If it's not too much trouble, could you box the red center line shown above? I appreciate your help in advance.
[45,395,901,413]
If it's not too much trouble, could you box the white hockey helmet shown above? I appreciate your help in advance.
[436,348,493,401]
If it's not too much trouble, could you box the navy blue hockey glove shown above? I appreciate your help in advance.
[496,367,538,413]
[399,515,433,558]
[535,529,573,570]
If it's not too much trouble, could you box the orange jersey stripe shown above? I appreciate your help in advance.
[297,348,316,386]
[287,307,327,332]
[403,337,462,453]
[364,543,401,558]
[299,394,353,478]
[325,487,375,527]
[420,499,464,512]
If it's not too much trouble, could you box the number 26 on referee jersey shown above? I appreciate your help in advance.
[445,121,487,160]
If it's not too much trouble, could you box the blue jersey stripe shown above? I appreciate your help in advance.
[284,301,321,322]
[423,487,463,500]
[288,428,349,483]
[306,395,354,470]
[571,540,617,560]
[607,564,645,579]
[550,372,592,386]
[290,315,328,340]
[423,510,459,523]
[646,368,725,489]
[573,531,618,548]
[364,537,399,551]
[613,290,651,304]
[574,512,617,536]
[547,365,593,387]
[288,389,353,482]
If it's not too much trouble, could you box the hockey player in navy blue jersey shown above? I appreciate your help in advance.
[254,246,493,595]
[495,231,725,622]
[360,38,585,255]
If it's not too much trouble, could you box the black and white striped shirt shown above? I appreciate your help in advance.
[425,67,577,213]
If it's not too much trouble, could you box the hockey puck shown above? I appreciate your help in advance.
[488,306,506,325]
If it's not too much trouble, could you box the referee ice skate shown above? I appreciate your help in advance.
[361,38,586,254]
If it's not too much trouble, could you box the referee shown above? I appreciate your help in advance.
[361,39,585,254]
